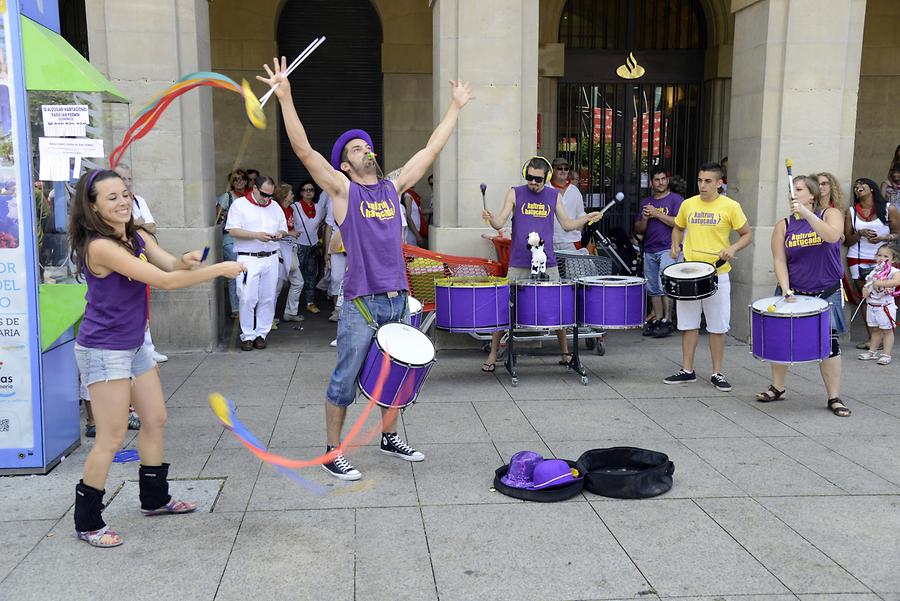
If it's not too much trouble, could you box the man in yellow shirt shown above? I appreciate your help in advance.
[665,162,753,391]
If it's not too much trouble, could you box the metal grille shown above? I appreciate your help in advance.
[559,0,704,51]
[276,0,382,185]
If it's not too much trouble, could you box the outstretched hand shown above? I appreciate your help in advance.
[449,80,474,109]
[256,57,291,100]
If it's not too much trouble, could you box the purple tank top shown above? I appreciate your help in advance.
[509,185,559,269]
[340,179,407,300]
[784,211,843,293]
[76,233,149,350]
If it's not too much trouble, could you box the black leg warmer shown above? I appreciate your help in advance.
[138,463,172,511]
[74,480,106,532]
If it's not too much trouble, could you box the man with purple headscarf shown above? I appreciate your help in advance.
[258,57,473,481]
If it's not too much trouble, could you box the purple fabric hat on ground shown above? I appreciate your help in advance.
[527,458,583,490]
[331,129,374,170]
[500,450,544,489]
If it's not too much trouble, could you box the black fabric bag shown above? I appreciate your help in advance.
[493,459,584,503]
[576,447,674,499]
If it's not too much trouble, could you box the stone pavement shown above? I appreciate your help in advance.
[1,311,899,601]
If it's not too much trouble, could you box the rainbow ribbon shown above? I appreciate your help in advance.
[110,72,265,168]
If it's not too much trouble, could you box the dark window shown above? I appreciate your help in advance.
[59,0,89,59]
[559,0,705,51]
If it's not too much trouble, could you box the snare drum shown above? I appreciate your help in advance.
[514,279,576,328]
[357,322,436,408]
[662,262,718,300]
[576,276,646,329]
[408,296,423,329]
[750,296,830,364]
[435,277,510,332]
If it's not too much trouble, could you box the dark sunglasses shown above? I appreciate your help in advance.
[300,187,315,192]
[258,190,275,198]
[524,174,545,183]
[555,166,570,171]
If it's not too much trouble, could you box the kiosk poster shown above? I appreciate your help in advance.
[0,3,34,450]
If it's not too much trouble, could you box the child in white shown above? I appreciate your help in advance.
[860,244,900,365]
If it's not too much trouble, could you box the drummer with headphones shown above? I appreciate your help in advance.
[664,162,752,392]
[481,157,601,372]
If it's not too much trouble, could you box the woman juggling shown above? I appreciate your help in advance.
[756,175,851,417]
[69,170,245,547]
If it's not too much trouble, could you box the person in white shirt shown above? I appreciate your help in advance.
[225,175,288,350]
[274,183,305,322]
[115,163,167,364]
[292,179,327,314]
[550,157,587,251]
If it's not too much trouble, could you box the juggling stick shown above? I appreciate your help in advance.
[259,36,326,108]
[786,158,798,220]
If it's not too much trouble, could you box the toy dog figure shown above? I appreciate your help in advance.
[527,231,548,279]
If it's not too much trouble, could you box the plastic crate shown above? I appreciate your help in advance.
[556,250,613,280]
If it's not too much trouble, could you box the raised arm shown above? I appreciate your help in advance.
[395,81,473,194]
[257,57,348,200]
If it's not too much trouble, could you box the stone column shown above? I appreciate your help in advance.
[86,0,220,350]
[429,0,540,256]
[727,0,865,339]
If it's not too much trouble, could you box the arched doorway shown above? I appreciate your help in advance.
[556,0,707,231]
[276,1,383,184]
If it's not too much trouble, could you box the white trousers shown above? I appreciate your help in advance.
[277,249,305,317]
[236,254,279,341]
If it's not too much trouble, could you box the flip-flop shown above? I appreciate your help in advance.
[481,362,496,373]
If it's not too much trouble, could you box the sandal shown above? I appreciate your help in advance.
[827,397,851,417]
[558,353,573,366]
[755,385,786,403]
[141,499,197,516]
[75,525,123,548]
[481,362,496,373]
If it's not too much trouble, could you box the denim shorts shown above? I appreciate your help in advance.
[325,291,408,407]
[643,249,677,296]
[774,286,847,335]
[74,343,157,388]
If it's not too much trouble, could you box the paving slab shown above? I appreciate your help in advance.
[102,477,224,519]
[0,519,55,581]
[809,435,900,487]
[413,442,515,506]
[518,398,675,442]
[593,498,790,597]
[402,402,492,444]
[472,400,542,442]
[629,397,755,438]
[423,502,650,601]
[760,496,900,593]
[199,447,263,513]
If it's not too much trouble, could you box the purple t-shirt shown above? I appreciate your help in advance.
[340,179,408,300]
[639,192,684,253]
[784,210,843,293]
[509,185,559,269]
[76,233,149,350]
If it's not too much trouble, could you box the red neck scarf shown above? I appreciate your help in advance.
[245,191,271,208]
[854,201,877,221]
[299,199,316,219]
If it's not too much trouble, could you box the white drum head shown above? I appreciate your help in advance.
[752,295,828,316]
[376,322,435,365]
[663,262,715,279]
[578,275,644,286]
[408,296,422,315]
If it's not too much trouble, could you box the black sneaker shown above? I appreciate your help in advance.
[664,369,697,384]
[381,432,425,462]
[710,373,733,392]
[642,320,660,336]
[321,447,361,481]
[653,319,674,338]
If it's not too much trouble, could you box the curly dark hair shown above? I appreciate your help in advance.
[68,169,141,278]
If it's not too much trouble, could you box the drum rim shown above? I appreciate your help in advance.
[374,322,436,366]
[662,261,716,279]
[435,276,509,288]
[576,275,645,286]
[750,295,829,317]
[513,278,576,287]
[751,352,828,365]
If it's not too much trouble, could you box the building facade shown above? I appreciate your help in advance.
[81,0,899,348]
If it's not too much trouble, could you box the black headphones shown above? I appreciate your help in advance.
[521,156,553,184]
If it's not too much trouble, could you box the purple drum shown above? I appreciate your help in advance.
[408,296,423,329]
[357,322,436,408]
[514,279,576,328]
[435,277,510,332]
[750,296,830,364]
[577,276,646,329]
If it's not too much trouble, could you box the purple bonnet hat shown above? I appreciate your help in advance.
[528,459,583,490]
[500,451,544,489]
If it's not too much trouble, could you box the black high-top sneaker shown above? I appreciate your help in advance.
[380,432,425,462]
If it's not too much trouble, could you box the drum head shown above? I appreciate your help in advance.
[435,276,508,288]
[752,295,829,316]
[408,296,423,314]
[663,261,715,279]
[514,278,575,287]
[578,275,644,286]
[376,322,435,365]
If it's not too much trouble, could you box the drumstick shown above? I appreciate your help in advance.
[259,36,326,107]
[590,191,623,225]
[785,158,798,220]
[200,246,210,262]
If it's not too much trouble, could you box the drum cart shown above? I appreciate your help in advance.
[556,250,613,356]
[503,276,589,387]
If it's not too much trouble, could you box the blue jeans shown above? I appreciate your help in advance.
[223,242,239,313]
[643,249,676,297]
[74,343,157,387]
[296,245,320,305]
[326,292,408,407]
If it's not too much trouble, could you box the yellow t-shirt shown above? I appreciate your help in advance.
[674,194,748,274]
